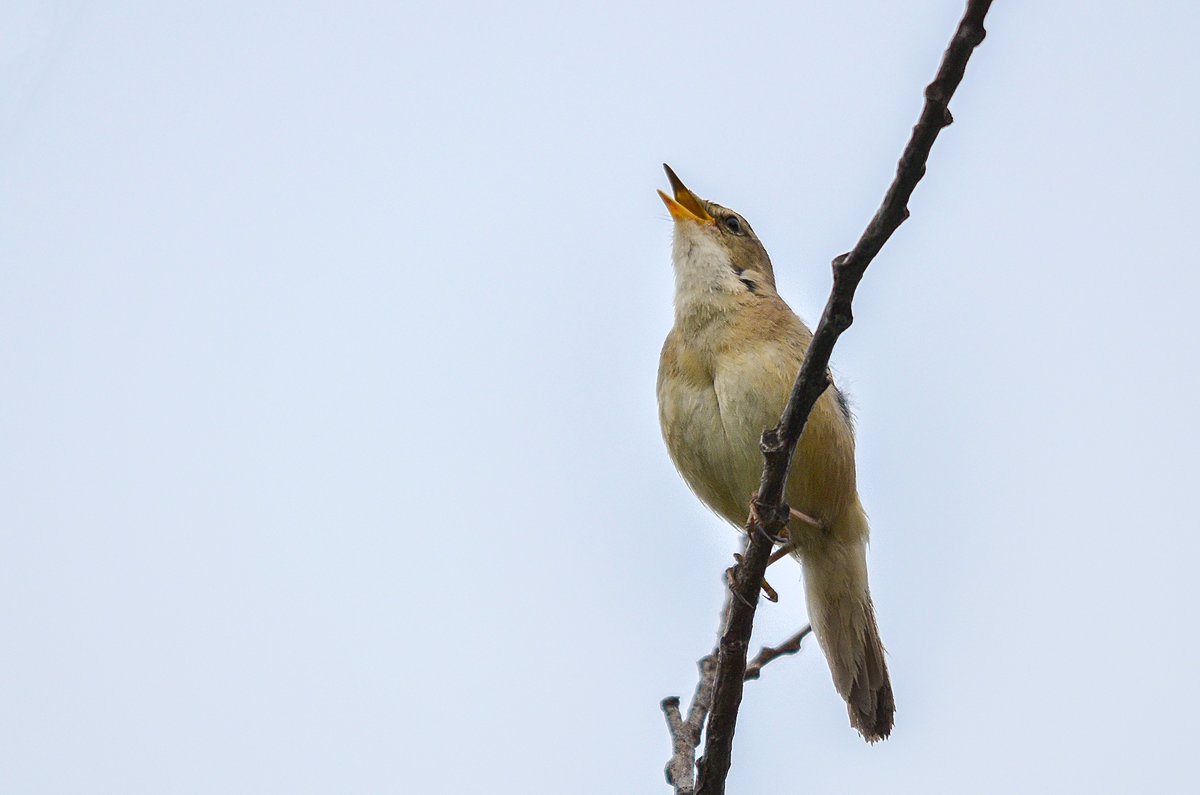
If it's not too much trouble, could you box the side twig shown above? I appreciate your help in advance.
[744,625,813,682]
[666,3,995,794]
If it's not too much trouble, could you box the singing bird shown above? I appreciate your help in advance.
[656,165,894,741]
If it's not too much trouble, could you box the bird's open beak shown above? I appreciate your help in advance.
[659,164,714,224]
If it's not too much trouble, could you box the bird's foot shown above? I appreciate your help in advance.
[724,564,756,608]
[732,553,780,603]
[747,493,790,545]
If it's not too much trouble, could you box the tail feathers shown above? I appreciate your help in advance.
[802,544,894,742]
[844,599,894,742]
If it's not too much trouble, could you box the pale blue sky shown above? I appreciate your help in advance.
[3,1,1199,792]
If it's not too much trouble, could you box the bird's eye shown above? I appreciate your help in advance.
[724,216,742,234]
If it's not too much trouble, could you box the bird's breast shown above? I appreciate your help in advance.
[658,329,859,535]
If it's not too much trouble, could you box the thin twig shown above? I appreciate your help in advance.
[744,625,813,681]
[689,3,993,794]
[662,654,719,794]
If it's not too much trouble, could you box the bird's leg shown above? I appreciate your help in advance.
[744,498,824,594]
[741,496,826,601]
[789,507,823,531]
[763,505,823,565]
[747,493,789,546]
[724,562,757,608]
[768,542,795,567]
[732,552,780,602]
[762,510,827,569]
[735,501,795,603]
[740,497,785,601]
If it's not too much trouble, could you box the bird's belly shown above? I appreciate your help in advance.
[659,376,778,527]
[659,368,858,535]
[657,369,787,528]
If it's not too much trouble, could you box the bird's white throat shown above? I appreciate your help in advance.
[670,226,744,326]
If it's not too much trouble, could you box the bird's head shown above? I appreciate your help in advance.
[658,164,777,301]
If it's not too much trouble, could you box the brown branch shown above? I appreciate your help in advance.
[744,625,813,682]
[686,3,994,793]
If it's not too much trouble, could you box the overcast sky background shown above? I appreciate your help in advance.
[4,1,1199,792]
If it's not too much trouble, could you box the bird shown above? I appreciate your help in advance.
[655,164,894,742]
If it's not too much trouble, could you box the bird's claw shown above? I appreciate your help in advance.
[731,553,780,602]
[747,492,790,545]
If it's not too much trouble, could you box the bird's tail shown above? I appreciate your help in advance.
[800,527,894,742]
